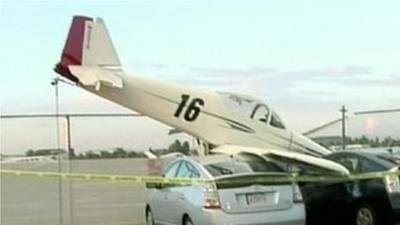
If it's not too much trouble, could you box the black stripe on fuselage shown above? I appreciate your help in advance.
[128,86,323,156]
[133,86,255,133]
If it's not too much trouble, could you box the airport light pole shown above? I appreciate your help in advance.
[340,105,347,150]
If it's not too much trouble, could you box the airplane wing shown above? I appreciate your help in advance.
[54,16,330,157]
[212,145,350,175]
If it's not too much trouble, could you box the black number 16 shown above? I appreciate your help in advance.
[174,94,205,121]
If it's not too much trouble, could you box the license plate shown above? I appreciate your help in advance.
[246,193,267,205]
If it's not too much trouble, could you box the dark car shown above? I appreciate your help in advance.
[299,149,400,225]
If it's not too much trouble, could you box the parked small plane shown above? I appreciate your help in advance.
[54,16,333,163]
[0,155,56,164]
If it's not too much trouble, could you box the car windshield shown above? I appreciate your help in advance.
[204,154,283,177]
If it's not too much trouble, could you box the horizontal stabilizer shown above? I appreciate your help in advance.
[55,16,121,83]
[69,66,123,89]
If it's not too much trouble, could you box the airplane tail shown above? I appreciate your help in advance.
[55,16,121,82]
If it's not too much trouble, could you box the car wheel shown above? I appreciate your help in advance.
[146,208,155,225]
[183,216,193,225]
[355,204,377,225]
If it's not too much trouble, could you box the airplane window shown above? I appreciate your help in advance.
[270,111,286,129]
[218,92,259,118]
[250,104,270,124]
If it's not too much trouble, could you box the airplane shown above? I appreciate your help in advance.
[0,155,57,164]
[54,16,343,172]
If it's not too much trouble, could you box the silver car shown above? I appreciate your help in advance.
[145,152,305,225]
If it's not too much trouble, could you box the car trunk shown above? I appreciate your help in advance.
[214,173,294,213]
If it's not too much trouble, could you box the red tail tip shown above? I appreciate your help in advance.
[54,16,93,81]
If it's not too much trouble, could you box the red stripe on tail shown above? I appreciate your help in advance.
[54,16,93,82]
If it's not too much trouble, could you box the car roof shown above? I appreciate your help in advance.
[212,145,350,175]
[328,149,400,168]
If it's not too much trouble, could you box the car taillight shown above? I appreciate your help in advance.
[384,175,400,193]
[293,184,303,203]
[203,184,221,209]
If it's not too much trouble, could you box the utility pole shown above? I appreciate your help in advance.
[340,105,347,150]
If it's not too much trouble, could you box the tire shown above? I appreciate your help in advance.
[354,204,378,225]
[146,208,155,225]
[183,216,193,225]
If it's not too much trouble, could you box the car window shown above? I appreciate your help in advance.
[236,153,283,172]
[204,161,251,177]
[358,157,386,172]
[164,161,181,178]
[176,161,200,178]
[329,155,360,173]
[204,155,282,177]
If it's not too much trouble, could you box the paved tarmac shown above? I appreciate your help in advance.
[1,158,149,225]
[3,157,399,225]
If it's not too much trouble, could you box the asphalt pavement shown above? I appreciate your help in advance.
[1,158,148,225]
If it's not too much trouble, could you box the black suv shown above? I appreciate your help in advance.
[300,149,400,225]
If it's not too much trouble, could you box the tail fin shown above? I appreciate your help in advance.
[55,16,121,81]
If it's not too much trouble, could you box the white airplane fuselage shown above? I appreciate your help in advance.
[55,16,330,158]
[81,71,329,157]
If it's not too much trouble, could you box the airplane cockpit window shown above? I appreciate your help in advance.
[250,104,270,124]
[218,92,287,129]
[270,111,286,129]
[218,92,259,118]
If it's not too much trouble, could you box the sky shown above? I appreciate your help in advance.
[1,1,400,153]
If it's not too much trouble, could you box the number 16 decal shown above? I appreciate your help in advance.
[174,94,205,121]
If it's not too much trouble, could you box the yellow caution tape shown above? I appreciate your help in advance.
[0,169,209,185]
[1,169,399,185]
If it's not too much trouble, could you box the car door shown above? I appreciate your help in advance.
[152,160,182,225]
[350,155,389,207]
[272,153,351,225]
[167,161,201,225]
[324,154,369,222]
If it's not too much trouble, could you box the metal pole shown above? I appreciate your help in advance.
[52,78,63,225]
[340,105,347,150]
[65,115,74,225]
[65,116,71,156]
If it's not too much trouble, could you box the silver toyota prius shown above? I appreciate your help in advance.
[145,152,305,225]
